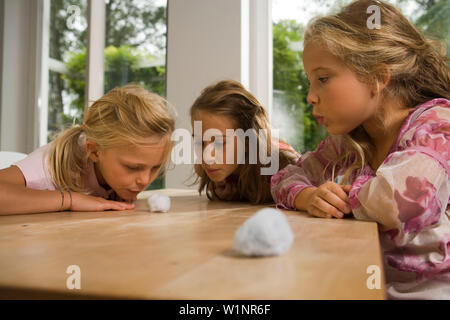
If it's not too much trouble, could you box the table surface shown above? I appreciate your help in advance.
[0,189,386,299]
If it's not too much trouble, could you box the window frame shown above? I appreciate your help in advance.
[39,0,105,147]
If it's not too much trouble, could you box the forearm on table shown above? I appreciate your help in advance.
[0,182,71,215]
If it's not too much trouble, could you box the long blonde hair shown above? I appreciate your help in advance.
[47,84,175,193]
[304,0,450,182]
[190,80,298,204]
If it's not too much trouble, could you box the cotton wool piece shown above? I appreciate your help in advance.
[147,193,171,213]
[233,208,294,257]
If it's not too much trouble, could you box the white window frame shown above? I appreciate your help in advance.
[85,0,105,109]
[249,0,273,118]
[38,0,105,147]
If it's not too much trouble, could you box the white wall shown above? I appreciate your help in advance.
[165,0,272,189]
[0,0,41,153]
[166,0,249,189]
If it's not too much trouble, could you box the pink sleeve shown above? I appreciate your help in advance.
[13,144,56,191]
[270,135,346,210]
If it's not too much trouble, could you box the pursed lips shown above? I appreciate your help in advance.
[313,114,325,125]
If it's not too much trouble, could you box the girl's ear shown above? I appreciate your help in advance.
[85,140,100,162]
[371,64,391,97]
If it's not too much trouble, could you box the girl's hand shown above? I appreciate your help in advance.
[70,192,135,212]
[299,181,352,219]
[213,180,238,201]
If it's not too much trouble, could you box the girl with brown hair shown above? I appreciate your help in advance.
[190,79,298,204]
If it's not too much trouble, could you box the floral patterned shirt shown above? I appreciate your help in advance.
[271,98,450,299]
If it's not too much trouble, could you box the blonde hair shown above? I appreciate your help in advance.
[47,84,175,193]
[304,0,450,182]
[190,80,298,204]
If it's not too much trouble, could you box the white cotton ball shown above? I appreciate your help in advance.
[233,208,294,257]
[147,193,171,213]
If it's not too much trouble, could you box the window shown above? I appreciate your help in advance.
[103,0,167,96]
[44,0,168,190]
[102,0,168,189]
[47,0,88,143]
[271,0,449,154]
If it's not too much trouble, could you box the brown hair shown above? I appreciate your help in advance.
[304,0,450,182]
[47,84,175,193]
[190,80,298,204]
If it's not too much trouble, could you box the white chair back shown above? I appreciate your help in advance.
[0,151,27,170]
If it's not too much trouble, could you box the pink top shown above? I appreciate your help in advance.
[271,98,450,299]
[14,143,114,199]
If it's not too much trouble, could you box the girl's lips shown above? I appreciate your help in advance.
[316,116,325,125]
[206,168,220,174]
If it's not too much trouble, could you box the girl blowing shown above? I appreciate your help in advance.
[0,84,175,215]
[191,80,298,204]
[271,0,450,299]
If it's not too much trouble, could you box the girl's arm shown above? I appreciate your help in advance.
[0,166,134,215]
[270,135,346,210]
[350,151,448,246]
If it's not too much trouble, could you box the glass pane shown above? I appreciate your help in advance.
[271,0,449,154]
[103,0,168,190]
[48,0,87,142]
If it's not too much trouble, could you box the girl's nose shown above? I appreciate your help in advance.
[136,170,152,187]
[307,89,319,105]
[203,142,216,165]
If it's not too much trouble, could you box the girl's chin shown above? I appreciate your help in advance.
[207,173,227,183]
[208,176,223,182]
[326,126,349,135]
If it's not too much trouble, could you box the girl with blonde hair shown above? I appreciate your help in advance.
[271,0,450,299]
[0,84,175,215]
[191,79,298,204]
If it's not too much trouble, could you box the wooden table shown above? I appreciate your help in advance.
[0,189,385,299]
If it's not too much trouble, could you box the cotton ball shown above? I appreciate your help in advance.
[147,193,171,213]
[233,208,294,257]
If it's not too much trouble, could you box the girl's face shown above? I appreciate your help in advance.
[191,111,240,183]
[86,137,168,201]
[302,42,378,135]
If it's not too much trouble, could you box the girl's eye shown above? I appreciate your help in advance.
[126,166,140,171]
[318,77,329,83]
